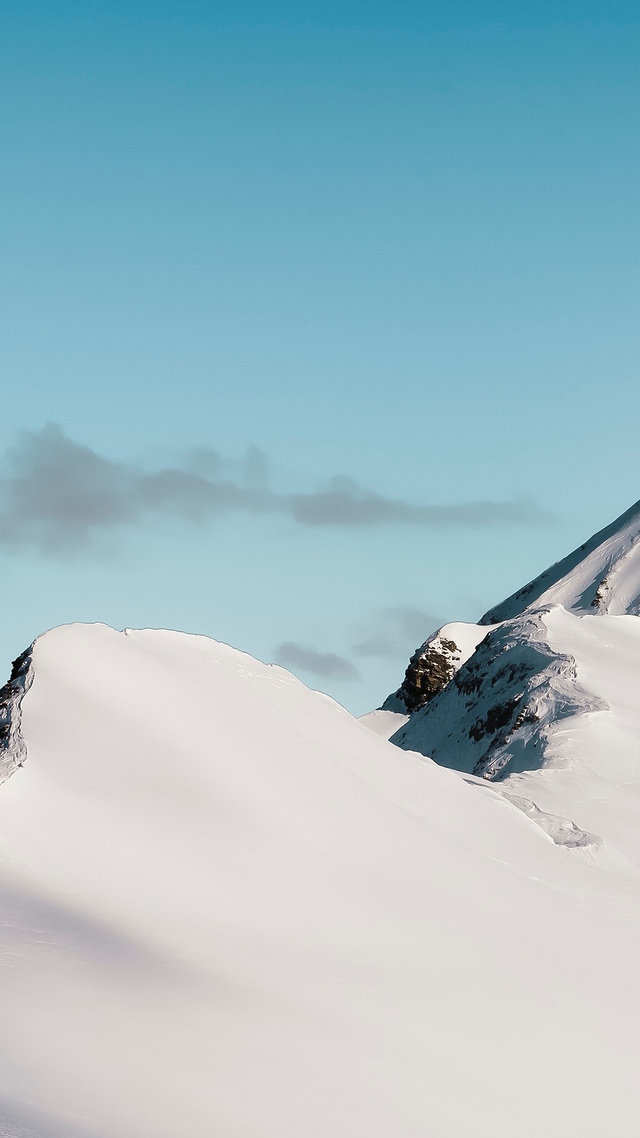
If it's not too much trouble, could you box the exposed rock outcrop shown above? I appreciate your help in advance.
[388,634,462,713]
[0,645,34,785]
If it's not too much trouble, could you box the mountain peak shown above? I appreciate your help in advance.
[481,497,640,623]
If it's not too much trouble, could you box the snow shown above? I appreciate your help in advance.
[388,498,640,860]
[482,497,640,622]
[507,606,640,871]
[2,622,640,1136]
[389,608,608,780]
[358,708,408,737]
[434,619,494,664]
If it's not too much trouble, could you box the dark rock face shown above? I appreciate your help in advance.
[468,695,523,743]
[0,645,34,784]
[392,636,461,713]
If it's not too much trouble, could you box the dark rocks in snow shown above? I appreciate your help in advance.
[0,645,34,784]
[468,695,523,743]
[390,636,461,713]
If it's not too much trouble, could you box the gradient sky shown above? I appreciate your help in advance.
[1,0,639,713]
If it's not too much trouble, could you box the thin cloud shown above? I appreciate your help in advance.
[290,477,549,528]
[384,606,440,640]
[350,636,402,659]
[275,642,360,681]
[0,424,551,556]
[351,606,441,660]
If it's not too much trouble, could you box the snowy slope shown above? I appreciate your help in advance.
[2,624,640,1136]
[482,495,640,622]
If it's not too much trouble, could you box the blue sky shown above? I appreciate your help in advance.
[1,0,639,712]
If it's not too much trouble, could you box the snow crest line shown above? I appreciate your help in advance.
[0,644,35,785]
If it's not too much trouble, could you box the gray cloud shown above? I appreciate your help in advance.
[290,477,548,528]
[350,636,401,659]
[275,642,360,681]
[384,606,440,640]
[351,606,441,660]
[0,424,551,556]
[0,425,134,553]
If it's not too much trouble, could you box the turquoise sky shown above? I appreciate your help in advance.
[2,0,639,712]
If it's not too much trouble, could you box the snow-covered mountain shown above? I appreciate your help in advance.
[481,495,640,621]
[3,500,640,1135]
[384,496,640,859]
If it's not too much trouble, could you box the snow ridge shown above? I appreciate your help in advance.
[390,610,607,781]
[0,644,35,785]
[480,497,640,623]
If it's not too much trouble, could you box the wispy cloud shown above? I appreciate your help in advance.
[351,606,440,660]
[290,479,547,529]
[0,424,551,556]
[274,642,360,680]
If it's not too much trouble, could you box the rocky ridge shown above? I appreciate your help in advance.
[383,497,640,782]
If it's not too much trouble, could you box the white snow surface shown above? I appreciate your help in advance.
[358,707,408,737]
[2,623,640,1136]
[510,606,640,871]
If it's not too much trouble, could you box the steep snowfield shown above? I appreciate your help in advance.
[2,624,640,1136]
[482,496,640,622]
